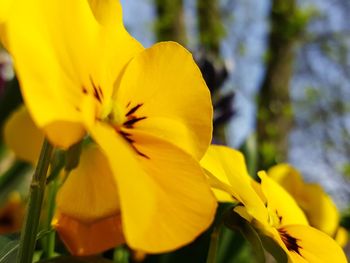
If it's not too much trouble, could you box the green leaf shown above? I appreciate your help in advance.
[0,229,53,263]
[38,256,114,263]
[260,235,288,263]
[224,210,266,263]
[0,234,20,263]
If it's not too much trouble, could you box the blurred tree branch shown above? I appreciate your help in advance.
[257,0,307,169]
[154,0,187,45]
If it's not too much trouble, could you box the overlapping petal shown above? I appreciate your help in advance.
[200,145,268,223]
[90,123,217,253]
[268,164,339,236]
[3,106,43,164]
[115,42,212,160]
[258,171,308,226]
[280,225,347,263]
[2,0,142,148]
[54,143,124,255]
[53,213,124,256]
[56,144,120,222]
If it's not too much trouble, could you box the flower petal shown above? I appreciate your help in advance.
[335,227,348,248]
[268,164,339,236]
[90,122,217,253]
[258,171,308,226]
[3,0,142,147]
[53,212,124,256]
[0,0,12,23]
[200,145,268,224]
[3,106,44,164]
[115,42,212,160]
[281,225,347,263]
[56,144,120,222]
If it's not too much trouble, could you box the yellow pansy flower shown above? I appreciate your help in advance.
[2,0,216,255]
[268,163,348,247]
[201,145,347,263]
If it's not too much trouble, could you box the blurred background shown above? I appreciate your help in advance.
[1,0,350,262]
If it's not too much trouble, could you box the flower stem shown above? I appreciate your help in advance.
[42,177,59,259]
[206,225,221,263]
[16,139,54,263]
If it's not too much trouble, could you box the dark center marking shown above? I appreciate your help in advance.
[126,103,143,117]
[276,210,283,224]
[278,228,302,256]
[81,76,104,104]
[117,102,149,159]
[123,116,147,128]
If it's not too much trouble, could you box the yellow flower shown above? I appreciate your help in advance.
[2,0,216,255]
[268,164,348,247]
[0,192,25,234]
[201,145,347,263]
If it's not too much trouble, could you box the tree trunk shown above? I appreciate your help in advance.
[154,0,186,45]
[257,0,303,169]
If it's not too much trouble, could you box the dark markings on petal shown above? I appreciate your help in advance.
[278,228,302,256]
[131,144,150,159]
[123,116,147,128]
[82,87,88,94]
[75,107,81,112]
[98,86,104,99]
[93,86,102,103]
[126,101,131,108]
[89,76,103,103]
[125,103,143,117]
[119,130,134,143]
[118,130,149,159]
[276,210,283,224]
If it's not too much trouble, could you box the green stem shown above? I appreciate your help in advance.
[206,225,221,263]
[42,177,59,259]
[16,139,54,263]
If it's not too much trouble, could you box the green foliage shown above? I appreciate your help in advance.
[0,161,31,207]
[38,256,113,263]
[0,230,52,263]
[224,210,265,263]
[0,78,22,137]
[0,234,19,263]
[260,236,288,263]
[342,164,350,178]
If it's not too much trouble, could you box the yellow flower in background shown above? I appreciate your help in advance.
[268,163,348,247]
[2,0,216,255]
[201,145,347,263]
[4,106,44,164]
[0,192,25,234]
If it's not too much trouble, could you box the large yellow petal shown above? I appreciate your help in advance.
[56,143,120,222]
[268,164,339,236]
[3,106,44,164]
[200,145,268,224]
[280,225,347,263]
[0,0,13,23]
[115,42,212,160]
[53,212,124,256]
[259,172,308,227]
[3,0,142,148]
[90,123,217,253]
